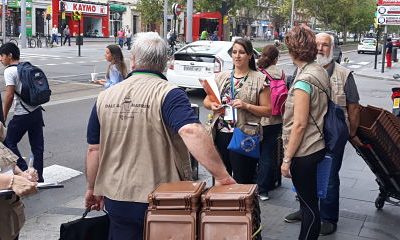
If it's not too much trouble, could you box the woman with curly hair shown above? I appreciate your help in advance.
[256,45,285,201]
[94,44,127,89]
[281,26,330,240]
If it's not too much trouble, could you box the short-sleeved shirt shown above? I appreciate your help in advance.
[87,70,200,144]
[4,66,39,115]
[326,62,360,104]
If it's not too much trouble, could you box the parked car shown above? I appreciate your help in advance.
[314,31,343,63]
[167,41,260,89]
[358,38,382,54]
[392,38,400,48]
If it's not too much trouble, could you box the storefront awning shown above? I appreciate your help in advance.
[110,4,126,12]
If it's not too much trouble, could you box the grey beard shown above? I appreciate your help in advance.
[317,54,333,66]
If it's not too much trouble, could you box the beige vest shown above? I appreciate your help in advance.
[260,65,284,126]
[95,73,192,203]
[207,70,265,136]
[282,62,329,157]
[330,62,351,128]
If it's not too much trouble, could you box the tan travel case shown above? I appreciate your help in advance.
[200,184,262,240]
[144,181,206,240]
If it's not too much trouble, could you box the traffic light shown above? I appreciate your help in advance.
[72,11,82,21]
[60,1,65,12]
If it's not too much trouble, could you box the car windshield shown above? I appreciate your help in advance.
[180,44,223,55]
[363,39,376,44]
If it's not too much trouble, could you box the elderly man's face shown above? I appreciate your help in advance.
[316,34,332,57]
[316,34,333,66]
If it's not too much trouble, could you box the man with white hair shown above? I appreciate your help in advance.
[84,32,235,239]
[284,32,362,236]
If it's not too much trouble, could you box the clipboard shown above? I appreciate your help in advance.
[0,182,64,196]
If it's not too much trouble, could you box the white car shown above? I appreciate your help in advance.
[358,38,382,54]
[167,41,260,89]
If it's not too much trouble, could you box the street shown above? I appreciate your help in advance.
[0,41,399,239]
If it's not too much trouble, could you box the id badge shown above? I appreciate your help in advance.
[224,105,234,121]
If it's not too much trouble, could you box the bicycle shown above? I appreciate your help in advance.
[28,36,36,48]
[0,37,18,46]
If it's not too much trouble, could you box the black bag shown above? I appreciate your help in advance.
[13,62,51,107]
[59,208,109,240]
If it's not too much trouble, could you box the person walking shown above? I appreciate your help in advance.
[256,44,285,201]
[386,38,393,68]
[125,28,132,50]
[281,26,330,240]
[63,25,71,46]
[200,30,209,40]
[0,43,46,182]
[51,25,59,45]
[93,45,127,89]
[284,32,362,236]
[117,28,125,48]
[203,38,272,184]
[85,32,235,240]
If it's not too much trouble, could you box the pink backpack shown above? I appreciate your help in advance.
[260,68,288,116]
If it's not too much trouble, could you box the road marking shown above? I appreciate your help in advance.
[348,65,362,69]
[43,94,99,107]
[46,63,57,66]
[43,164,82,183]
[358,62,370,65]
[62,62,73,64]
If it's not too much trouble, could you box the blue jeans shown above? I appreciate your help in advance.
[104,197,148,240]
[51,34,58,44]
[4,108,44,182]
[257,124,282,194]
[319,145,346,224]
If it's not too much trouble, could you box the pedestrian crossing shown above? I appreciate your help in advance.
[19,53,106,67]
[341,60,371,69]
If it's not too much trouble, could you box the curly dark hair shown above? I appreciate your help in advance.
[229,38,257,71]
[285,26,317,62]
[257,45,279,69]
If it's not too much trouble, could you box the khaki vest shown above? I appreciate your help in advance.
[330,62,351,128]
[94,73,192,203]
[260,65,284,126]
[207,70,265,136]
[282,62,329,157]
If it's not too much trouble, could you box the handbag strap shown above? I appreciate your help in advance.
[229,72,236,123]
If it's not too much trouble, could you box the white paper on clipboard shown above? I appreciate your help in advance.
[199,78,221,105]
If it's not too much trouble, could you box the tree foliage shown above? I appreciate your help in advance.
[136,0,164,29]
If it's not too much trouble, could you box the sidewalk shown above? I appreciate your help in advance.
[19,143,400,240]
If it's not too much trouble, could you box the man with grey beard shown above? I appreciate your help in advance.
[284,32,362,236]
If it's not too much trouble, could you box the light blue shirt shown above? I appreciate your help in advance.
[104,64,124,89]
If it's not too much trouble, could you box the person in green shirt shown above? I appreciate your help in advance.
[200,30,209,40]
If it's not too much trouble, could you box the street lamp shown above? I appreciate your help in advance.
[290,0,294,29]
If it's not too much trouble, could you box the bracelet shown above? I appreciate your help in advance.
[283,157,292,163]
[8,175,14,189]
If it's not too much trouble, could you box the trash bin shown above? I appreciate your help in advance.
[393,47,398,62]
[76,36,83,46]
[190,103,199,180]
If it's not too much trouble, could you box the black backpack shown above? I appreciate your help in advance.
[12,62,51,107]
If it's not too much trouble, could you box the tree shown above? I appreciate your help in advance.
[136,0,164,31]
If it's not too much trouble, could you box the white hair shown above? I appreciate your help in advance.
[130,32,168,72]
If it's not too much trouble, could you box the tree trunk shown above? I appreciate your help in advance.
[343,25,348,44]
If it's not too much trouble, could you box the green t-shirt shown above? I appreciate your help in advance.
[200,31,208,40]
[293,80,312,95]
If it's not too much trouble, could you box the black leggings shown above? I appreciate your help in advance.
[290,149,326,240]
[215,131,258,184]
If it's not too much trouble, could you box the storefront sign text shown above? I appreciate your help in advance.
[64,1,107,15]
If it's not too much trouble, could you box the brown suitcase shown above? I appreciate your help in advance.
[144,181,206,240]
[200,184,262,240]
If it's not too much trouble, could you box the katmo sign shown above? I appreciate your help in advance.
[62,1,107,15]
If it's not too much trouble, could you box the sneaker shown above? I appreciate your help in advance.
[284,210,302,223]
[259,193,270,201]
[319,222,337,236]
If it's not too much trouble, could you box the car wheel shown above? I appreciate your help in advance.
[358,51,361,54]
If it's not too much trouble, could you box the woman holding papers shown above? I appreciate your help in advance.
[203,38,271,184]
[280,26,329,240]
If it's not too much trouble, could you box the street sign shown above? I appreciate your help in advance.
[172,3,182,16]
[72,10,82,21]
[377,15,400,25]
[377,5,400,15]
[378,0,400,5]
